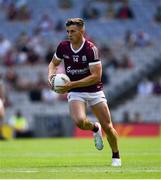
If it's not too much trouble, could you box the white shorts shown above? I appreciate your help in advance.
[67,91,107,106]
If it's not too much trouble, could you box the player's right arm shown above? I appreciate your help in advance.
[48,56,61,86]
[48,42,64,86]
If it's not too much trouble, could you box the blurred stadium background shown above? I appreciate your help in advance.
[0,0,161,138]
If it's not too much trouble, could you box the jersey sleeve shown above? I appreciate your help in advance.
[54,42,64,61]
[88,45,101,66]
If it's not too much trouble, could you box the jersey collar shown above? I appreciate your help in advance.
[70,38,85,54]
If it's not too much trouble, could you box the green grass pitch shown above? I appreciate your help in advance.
[0,137,161,179]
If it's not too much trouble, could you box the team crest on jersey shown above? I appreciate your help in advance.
[82,55,87,63]
[72,55,79,62]
[63,54,69,59]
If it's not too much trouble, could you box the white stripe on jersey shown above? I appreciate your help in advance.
[54,53,62,61]
[89,61,101,66]
[92,46,99,60]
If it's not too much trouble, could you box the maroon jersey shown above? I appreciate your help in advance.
[54,39,103,92]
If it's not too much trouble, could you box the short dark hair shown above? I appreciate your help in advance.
[65,18,84,28]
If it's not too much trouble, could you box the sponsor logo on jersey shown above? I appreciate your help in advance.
[67,66,89,75]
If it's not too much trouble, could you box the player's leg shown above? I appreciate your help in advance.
[92,102,119,151]
[68,92,103,150]
[91,102,121,166]
[69,100,103,150]
[69,100,95,130]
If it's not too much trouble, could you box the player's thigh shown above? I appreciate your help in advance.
[69,100,87,123]
[91,102,112,129]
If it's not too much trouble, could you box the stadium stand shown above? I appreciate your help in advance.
[0,0,161,136]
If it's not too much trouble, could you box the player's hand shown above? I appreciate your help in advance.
[48,74,56,89]
[56,77,72,94]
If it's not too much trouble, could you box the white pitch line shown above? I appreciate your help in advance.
[48,169,161,173]
[0,170,39,173]
[0,151,160,158]
[0,168,161,173]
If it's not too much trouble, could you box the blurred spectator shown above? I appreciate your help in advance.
[4,95,12,108]
[58,93,68,101]
[38,14,54,34]
[118,53,134,69]
[131,112,144,123]
[42,88,59,104]
[82,2,100,20]
[0,0,12,9]
[153,78,161,95]
[0,34,12,61]
[116,1,134,19]
[154,5,161,23]
[9,110,32,138]
[6,2,17,20]
[134,31,152,47]
[103,47,119,70]
[27,49,41,65]
[124,30,136,48]
[3,48,17,66]
[16,31,30,52]
[16,76,31,92]
[104,4,115,20]
[121,111,131,123]
[124,30,152,48]
[58,0,73,10]
[28,29,46,58]
[45,44,55,64]
[6,0,31,21]
[16,50,28,65]
[36,72,47,89]
[100,44,110,60]
[28,73,46,101]
[5,68,18,90]
[16,0,31,21]
[102,68,109,85]
[29,84,42,102]
[137,78,153,96]
[15,0,27,8]
[55,20,64,32]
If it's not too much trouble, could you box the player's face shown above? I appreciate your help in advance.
[66,25,83,43]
